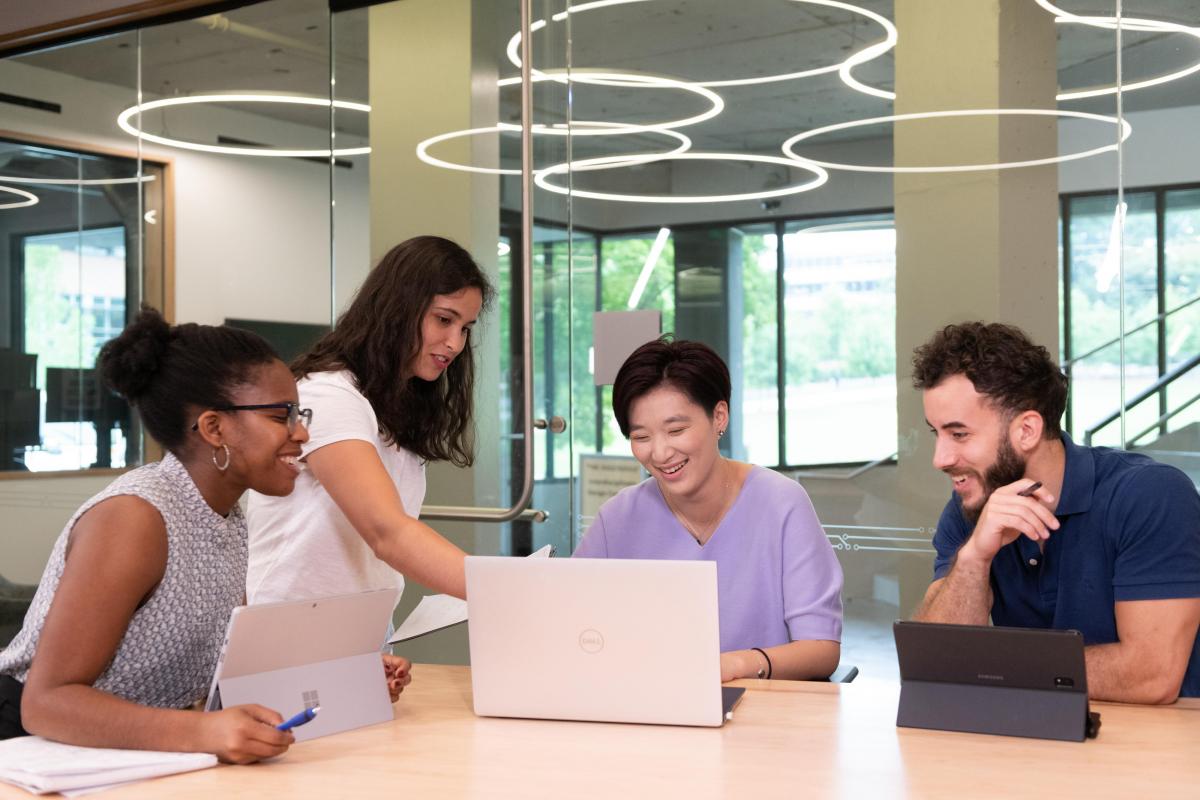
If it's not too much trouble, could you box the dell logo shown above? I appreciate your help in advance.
[578,629,605,654]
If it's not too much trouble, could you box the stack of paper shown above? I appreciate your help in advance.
[387,544,555,644]
[0,736,216,796]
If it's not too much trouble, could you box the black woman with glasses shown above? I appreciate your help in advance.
[0,307,308,761]
[246,236,492,614]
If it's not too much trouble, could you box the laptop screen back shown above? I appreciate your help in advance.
[466,557,724,727]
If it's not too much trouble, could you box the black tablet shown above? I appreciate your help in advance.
[893,621,1098,742]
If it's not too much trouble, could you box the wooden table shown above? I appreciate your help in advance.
[6,664,1199,799]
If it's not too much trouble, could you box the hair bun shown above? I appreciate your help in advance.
[97,306,174,402]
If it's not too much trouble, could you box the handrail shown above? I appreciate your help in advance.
[1065,294,1200,367]
[1083,352,1200,445]
[421,0,542,524]
[792,452,897,480]
[1127,390,1200,448]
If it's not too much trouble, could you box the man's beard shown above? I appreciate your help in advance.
[961,436,1028,524]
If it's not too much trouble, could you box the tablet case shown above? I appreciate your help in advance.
[893,621,1093,742]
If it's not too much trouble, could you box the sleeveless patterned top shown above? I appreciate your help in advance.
[0,453,246,708]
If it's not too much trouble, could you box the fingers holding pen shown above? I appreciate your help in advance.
[998,480,1060,540]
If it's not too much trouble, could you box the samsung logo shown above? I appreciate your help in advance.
[977,673,1005,681]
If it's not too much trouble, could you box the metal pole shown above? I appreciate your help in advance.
[422,0,539,523]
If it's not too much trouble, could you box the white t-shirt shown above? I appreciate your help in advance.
[246,370,425,607]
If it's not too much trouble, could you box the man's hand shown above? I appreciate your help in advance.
[962,479,1059,563]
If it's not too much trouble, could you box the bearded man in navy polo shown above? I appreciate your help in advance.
[912,322,1200,703]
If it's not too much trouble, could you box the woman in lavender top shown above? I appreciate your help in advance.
[574,338,843,681]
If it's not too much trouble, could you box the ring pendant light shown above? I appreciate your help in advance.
[781,109,1132,173]
[117,94,370,157]
[535,152,829,203]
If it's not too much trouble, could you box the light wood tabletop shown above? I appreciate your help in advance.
[4,664,1199,799]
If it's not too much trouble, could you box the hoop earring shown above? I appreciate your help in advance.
[212,443,231,473]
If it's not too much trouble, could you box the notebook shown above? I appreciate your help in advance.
[0,736,216,796]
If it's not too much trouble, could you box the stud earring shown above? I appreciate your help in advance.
[213,443,232,472]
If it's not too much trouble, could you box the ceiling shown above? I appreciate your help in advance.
[11,0,1200,164]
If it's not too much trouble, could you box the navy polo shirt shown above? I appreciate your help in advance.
[932,434,1200,697]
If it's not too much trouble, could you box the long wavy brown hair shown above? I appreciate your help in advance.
[293,236,494,466]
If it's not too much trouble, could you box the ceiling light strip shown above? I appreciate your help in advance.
[782,108,1132,173]
[415,123,692,176]
[535,152,829,204]
[0,186,39,209]
[506,0,897,89]
[844,4,1200,102]
[495,70,724,134]
[116,94,370,157]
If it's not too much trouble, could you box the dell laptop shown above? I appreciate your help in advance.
[466,556,743,727]
[205,588,399,742]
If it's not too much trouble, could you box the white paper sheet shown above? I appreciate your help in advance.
[387,593,467,644]
[0,736,216,795]
[386,544,554,644]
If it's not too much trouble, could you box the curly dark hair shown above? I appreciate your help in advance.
[98,306,279,451]
[293,236,494,467]
[611,337,731,438]
[911,322,1068,439]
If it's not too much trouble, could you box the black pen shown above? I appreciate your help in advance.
[1017,481,1042,497]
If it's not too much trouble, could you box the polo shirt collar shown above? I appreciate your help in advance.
[1055,433,1094,516]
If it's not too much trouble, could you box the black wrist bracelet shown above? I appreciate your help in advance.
[751,647,772,679]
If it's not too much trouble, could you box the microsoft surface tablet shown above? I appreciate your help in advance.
[205,588,399,742]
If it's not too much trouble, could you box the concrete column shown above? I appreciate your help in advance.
[368,0,500,662]
[672,227,744,457]
[890,0,1059,609]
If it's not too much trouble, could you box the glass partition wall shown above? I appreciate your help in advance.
[1,0,1189,680]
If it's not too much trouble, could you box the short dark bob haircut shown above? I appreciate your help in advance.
[911,321,1068,439]
[611,337,731,437]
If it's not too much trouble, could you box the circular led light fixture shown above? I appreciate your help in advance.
[782,108,1131,173]
[535,152,829,204]
[1034,1,1200,101]
[416,123,692,175]
[117,94,371,157]
[495,70,724,135]
[0,175,156,186]
[845,4,1200,102]
[0,186,39,209]
[506,0,897,88]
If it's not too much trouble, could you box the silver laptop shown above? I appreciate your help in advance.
[205,588,398,742]
[465,556,742,727]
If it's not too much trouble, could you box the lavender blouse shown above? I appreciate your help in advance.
[573,466,843,652]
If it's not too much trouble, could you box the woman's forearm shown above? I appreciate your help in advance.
[724,640,841,681]
[367,516,469,599]
[22,682,206,752]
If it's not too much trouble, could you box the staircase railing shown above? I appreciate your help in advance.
[1083,353,1200,446]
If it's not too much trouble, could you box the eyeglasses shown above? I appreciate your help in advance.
[191,402,313,434]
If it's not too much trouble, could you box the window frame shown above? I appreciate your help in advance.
[0,130,173,481]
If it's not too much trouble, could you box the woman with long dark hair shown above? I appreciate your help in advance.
[0,308,302,760]
[247,236,493,608]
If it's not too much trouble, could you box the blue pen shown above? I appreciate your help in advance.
[277,705,320,732]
